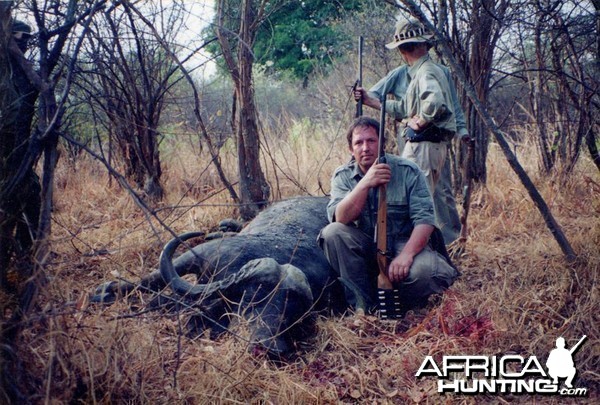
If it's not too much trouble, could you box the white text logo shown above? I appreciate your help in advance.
[415,336,588,396]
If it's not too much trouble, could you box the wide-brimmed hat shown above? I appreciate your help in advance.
[385,19,433,49]
[12,20,32,39]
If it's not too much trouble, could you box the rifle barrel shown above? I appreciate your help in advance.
[378,95,386,163]
[356,36,363,118]
[569,335,587,354]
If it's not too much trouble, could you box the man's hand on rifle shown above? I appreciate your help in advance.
[362,163,391,188]
[460,133,475,145]
[353,86,381,110]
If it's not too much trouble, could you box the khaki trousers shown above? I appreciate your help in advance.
[402,141,447,194]
[398,137,461,245]
[434,156,462,244]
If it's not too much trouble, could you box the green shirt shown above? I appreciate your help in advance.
[327,154,435,242]
[368,55,465,137]
[368,54,458,135]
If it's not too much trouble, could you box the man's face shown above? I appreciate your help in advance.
[397,46,406,61]
[349,125,379,173]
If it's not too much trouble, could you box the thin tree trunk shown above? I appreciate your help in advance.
[533,14,554,173]
[587,129,600,172]
[216,0,270,220]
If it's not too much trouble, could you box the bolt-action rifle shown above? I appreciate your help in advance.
[374,96,402,318]
[375,98,392,290]
[352,37,400,317]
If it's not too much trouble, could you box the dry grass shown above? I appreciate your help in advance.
[12,131,600,403]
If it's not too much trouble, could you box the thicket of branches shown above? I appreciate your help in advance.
[0,0,598,401]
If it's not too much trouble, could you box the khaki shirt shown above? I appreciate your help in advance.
[368,63,468,139]
[327,154,435,242]
[372,55,457,134]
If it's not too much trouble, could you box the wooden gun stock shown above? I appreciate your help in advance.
[376,185,393,289]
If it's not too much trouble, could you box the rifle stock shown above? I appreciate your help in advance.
[355,36,363,118]
[376,96,393,290]
[376,186,392,289]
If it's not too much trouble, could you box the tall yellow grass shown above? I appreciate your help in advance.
[16,127,600,403]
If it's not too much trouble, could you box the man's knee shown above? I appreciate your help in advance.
[417,251,457,290]
[319,222,349,253]
[398,248,458,299]
[319,222,371,249]
[318,222,349,243]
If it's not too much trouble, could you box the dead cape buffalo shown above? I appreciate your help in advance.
[92,196,348,357]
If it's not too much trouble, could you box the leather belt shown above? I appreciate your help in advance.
[405,126,454,143]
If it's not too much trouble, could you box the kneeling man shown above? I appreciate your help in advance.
[318,117,458,312]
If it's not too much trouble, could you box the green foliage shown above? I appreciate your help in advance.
[205,0,362,80]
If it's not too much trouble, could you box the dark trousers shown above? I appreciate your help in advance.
[317,222,458,312]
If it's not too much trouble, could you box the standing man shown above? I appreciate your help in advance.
[355,18,470,244]
[0,20,41,289]
[317,117,458,312]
